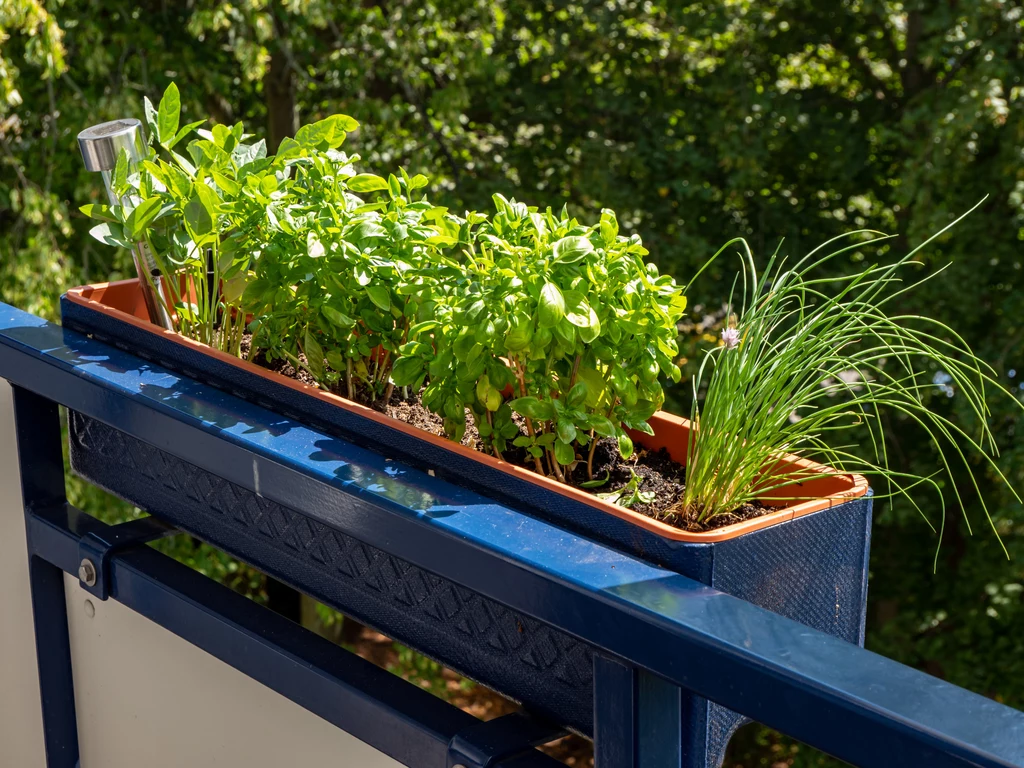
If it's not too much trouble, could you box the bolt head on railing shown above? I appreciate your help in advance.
[78,558,97,587]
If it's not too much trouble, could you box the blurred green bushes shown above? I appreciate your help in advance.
[3,3,1023,765]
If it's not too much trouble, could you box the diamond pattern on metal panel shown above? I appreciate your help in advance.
[69,412,596,727]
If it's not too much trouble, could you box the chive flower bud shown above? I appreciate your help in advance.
[721,327,740,350]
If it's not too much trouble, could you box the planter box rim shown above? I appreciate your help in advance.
[65,278,870,544]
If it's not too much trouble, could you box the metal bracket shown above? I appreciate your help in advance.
[447,711,567,768]
[78,516,177,600]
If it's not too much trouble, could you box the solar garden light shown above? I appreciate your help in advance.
[77,118,176,331]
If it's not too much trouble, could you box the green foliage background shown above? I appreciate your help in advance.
[3,2,1024,764]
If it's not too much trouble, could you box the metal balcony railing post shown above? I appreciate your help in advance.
[593,656,687,768]
[11,386,79,767]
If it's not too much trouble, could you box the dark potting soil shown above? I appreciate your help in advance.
[240,335,771,533]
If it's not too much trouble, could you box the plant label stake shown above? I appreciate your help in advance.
[77,119,176,331]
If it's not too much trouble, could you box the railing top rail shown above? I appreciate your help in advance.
[1,302,1022,768]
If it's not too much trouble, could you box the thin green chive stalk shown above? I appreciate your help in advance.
[679,203,1023,562]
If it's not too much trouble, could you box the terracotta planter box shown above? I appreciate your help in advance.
[62,278,873,766]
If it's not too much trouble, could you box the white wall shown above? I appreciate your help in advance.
[63,573,401,768]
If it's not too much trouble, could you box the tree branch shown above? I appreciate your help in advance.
[399,79,462,188]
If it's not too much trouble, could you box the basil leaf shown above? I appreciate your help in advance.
[580,472,611,489]
[599,209,619,244]
[127,196,163,237]
[167,119,205,151]
[364,284,391,311]
[348,174,389,193]
[552,235,594,264]
[157,82,180,147]
[88,222,131,249]
[538,282,565,327]
[617,432,634,460]
[322,306,355,328]
[554,440,576,465]
[588,415,617,438]
[505,322,533,352]
[307,232,325,258]
[326,350,346,372]
[556,419,577,443]
[391,357,425,387]
[143,96,159,144]
[508,396,556,422]
[184,195,214,237]
[80,203,117,223]
[304,329,324,382]
[567,382,589,410]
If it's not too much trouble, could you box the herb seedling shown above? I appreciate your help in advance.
[595,469,655,508]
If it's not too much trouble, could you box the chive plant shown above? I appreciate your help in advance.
[680,206,1022,554]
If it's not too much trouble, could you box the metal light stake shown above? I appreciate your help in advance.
[77,118,176,331]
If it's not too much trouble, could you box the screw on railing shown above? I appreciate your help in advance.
[78,558,97,587]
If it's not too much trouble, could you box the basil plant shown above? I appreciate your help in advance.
[402,195,687,482]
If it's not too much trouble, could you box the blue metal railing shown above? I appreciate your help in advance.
[2,301,1023,768]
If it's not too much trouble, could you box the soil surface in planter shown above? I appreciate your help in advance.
[242,336,769,533]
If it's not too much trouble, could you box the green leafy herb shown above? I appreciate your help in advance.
[422,197,685,478]
[595,469,655,508]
